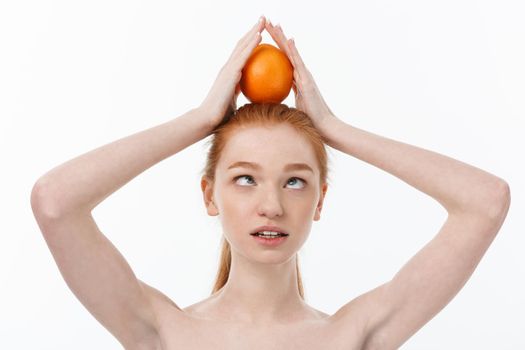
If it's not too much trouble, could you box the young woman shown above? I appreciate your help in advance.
[31,16,511,349]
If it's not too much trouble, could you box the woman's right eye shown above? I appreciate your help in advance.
[234,175,254,186]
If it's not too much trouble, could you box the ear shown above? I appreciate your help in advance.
[201,176,219,216]
[313,182,328,221]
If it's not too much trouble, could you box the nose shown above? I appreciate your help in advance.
[257,189,284,218]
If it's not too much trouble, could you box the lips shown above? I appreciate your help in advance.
[250,225,289,236]
[251,234,288,246]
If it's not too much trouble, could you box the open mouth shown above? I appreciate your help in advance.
[250,232,289,246]
[250,232,289,238]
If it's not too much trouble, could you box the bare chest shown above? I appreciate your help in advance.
[155,308,366,350]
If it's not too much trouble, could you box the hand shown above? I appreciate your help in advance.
[264,20,340,138]
[198,16,266,131]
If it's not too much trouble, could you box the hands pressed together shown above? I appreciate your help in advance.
[198,15,340,140]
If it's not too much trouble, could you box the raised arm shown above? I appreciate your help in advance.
[30,108,212,348]
[259,21,511,348]
[31,15,267,215]
[323,117,510,349]
[323,118,510,218]
[30,17,267,348]
[258,20,511,349]
[32,108,211,217]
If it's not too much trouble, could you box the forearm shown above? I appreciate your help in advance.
[33,108,212,218]
[323,118,509,218]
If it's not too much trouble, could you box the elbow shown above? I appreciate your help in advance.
[487,179,511,222]
[30,178,63,222]
[451,178,511,225]
[476,178,511,225]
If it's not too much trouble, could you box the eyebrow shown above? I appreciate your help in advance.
[227,161,314,173]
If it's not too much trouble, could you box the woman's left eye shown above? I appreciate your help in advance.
[233,175,306,189]
[286,177,306,188]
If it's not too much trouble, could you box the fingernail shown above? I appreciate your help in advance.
[258,15,264,23]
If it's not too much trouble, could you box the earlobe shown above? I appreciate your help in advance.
[211,199,219,214]
[313,201,323,221]
[208,201,219,216]
[201,176,219,216]
[205,197,219,216]
[314,202,323,221]
[314,183,328,221]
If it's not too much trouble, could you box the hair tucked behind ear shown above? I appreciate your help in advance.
[200,103,332,301]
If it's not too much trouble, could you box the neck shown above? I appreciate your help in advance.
[208,253,308,325]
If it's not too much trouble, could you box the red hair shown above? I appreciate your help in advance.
[201,103,332,300]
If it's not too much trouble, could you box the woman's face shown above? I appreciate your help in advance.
[202,123,328,262]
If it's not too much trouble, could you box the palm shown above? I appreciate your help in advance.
[293,84,305,112]
[264,22,335,129]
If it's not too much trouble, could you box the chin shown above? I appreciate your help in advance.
[249,249,297,265]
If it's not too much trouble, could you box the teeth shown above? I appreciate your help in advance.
[256,231,285,237]
[261,231,280,235]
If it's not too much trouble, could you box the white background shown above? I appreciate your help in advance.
[1,0,524,348]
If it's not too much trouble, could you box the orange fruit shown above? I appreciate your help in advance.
[240,43,294,104]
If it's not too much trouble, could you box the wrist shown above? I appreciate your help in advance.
[190,106,216,136]
[320,115,345,146]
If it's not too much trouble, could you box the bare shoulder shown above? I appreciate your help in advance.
[330,211,509,350]
[138,280,185,320]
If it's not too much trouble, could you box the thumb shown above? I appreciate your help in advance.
[235,82,241,96]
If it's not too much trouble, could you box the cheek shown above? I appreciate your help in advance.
[218,193,252,226]
[219,188,246,208]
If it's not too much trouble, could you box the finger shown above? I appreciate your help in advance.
[265,21,293,61]
[228,16,265,64]
[286,40,302,84]
[226,23,263,71]
[237,29,262,64]
[235,82,241,96]
[287,38,307,73]
[265,20,285,47]
[238,16,266,50]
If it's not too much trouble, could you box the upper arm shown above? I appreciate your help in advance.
[32,185,166,349]
[338,184,510,350]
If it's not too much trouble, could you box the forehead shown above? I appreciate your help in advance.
[219,124,318,171]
